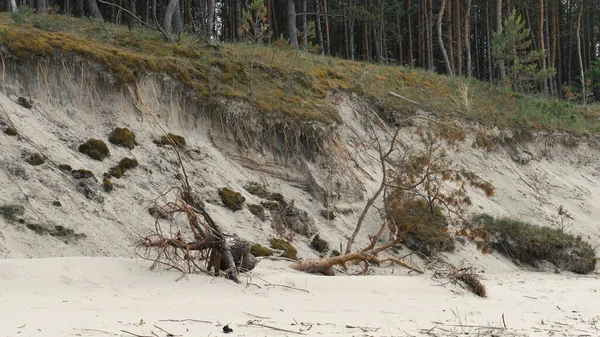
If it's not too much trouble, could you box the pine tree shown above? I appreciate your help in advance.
[492,9,555,94]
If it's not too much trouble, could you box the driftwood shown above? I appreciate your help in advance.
[291,253,424,275]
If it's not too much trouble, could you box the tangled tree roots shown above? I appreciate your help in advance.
[136,179,256,283]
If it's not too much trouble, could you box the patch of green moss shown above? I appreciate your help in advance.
[250,244,274,257]
[71,169,95,179]
[266,192,285,203]
[244,182,270,198]
[25,153,46,166]
[0,204,25,223]
[310,234,329,253]
[79,139,110,161]
[52,200,62,207]
[269,238,297,260]
[218,187,245,211]
[17,97,32,109]
[156,133,186,149]
[5,126,17,136]
[247,204,266,220]
[109,127,137,149]
[109,157,138,178]
[102,178,113,192]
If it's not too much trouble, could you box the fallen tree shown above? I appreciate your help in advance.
[291,104,494,292]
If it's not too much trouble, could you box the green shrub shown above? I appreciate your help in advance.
[58,164,72,172]
[250,244,274,257]
[71,169,95,179]
[109,127,137,149]
[247,204,266,220]
[52,200,62,207]
[5,127,17,136]
[218,188,245,211]
[79,139,110,161]
[475,214,596,274]
[0,204,25,223]
[102,178,113,192]
[269,238,297,260]
[156,133,186,149]
[244,182,270,198]
[387,198,454,257]
[310,234,329,252]
[108,157,138,178]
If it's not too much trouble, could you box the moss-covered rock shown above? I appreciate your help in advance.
[25,153,46,166]
[247,204,266,220]
[0,204,25,223]
[269,238,298,260]
[71,169,95,179]
[109,127,137,149]
[156,133,186,149]
[108,157,138,178]
[58,164,72,173]
[310,234,330,252]
[5,127,17,136]
[17,97,32,109]
[102,178,113,192]
[79,139,110,161]
[250,244,274,257]
[218,187,245,211]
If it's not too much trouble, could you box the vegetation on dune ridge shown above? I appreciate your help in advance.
[0,13,599,132]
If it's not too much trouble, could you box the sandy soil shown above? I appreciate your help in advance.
[1,58,599,337]
[1,257,598,337]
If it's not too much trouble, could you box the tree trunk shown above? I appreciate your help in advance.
[497,0,506,81]
[35,0,46,13]
[348,0,355,60]
[207,0,215,41]
[439,0,454,76]
[234,0,242,40]
[486,0,493,82]
[455,0,462,75]
[287,0,298,48]
[323,0,330,55]
[577,0,585,104]
[428,0,433,70]
[163,0,179,42]
[465,0,472,78]
[85,0,102,19]
[407,0,413,66]
[302,0,308,50]
[173,0,183,34]
[539,0,548,94]
[315,0,324,55]
[447,0,454,73]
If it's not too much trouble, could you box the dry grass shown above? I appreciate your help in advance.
[0,12,599,132]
